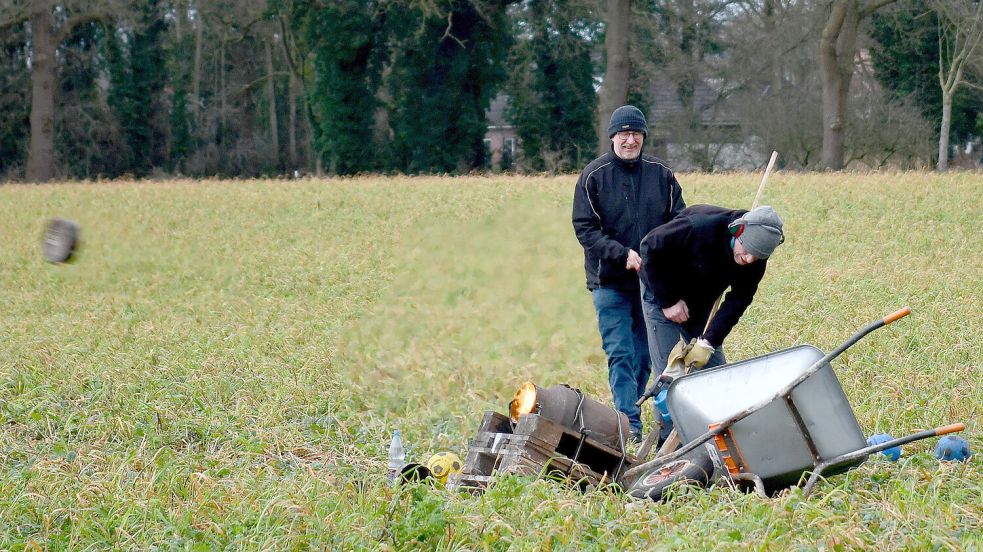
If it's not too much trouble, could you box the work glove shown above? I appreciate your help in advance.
[637,336,690,408]
[662,336,692,380]
[683,337,714,371]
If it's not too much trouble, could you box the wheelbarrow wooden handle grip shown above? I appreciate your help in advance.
[936,423,965,435]
[882,306,911,325]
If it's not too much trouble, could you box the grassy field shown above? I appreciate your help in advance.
[0,173,980,549]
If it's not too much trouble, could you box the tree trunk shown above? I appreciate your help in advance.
[193,7,203,125]
[174,0,183,39]
[288,70,298,169]
[303,92,315,173]
[764,0,783,95]
[819,0,897,170]
[26,0,57,182]
[597,0,631,154]
[819,0,858,171]
[265,38,280,169]
[937,93,952,170]
[219,38,226,142]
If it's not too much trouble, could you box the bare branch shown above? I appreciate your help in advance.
[439,11,467,48]
[0,2,31,32]
[277,15,299,74]
[240,71,293,94]
[210,11,269,45]
[860,0,899,19]
[935,0,983,94]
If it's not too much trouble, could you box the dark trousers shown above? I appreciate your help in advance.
[640,281,728,375]
[639,282,727,442]
[591,287,651,437]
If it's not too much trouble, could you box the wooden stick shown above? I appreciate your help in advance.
[654,430,680,459]
[751,150,779,210]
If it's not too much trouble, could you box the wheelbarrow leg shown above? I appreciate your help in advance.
[730,473,768,498]
[801,423,966,497]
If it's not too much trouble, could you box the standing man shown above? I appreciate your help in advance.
[639,204,785,380]
[573,105,685,442]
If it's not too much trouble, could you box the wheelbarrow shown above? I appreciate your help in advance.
[622,307,966,500]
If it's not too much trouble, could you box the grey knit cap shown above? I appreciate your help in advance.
[734,205,784,259]
[607,105,648,138]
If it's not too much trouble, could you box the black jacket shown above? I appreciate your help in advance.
[573,150,685,291]
[639,205,768,348]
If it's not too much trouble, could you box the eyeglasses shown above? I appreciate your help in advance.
[615,131,643,141]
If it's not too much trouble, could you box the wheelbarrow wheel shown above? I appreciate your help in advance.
[628,445,713,501]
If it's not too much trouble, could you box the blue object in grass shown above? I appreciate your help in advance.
[654,388,672,425]
[866,433,901,461]
[934,436,971,462]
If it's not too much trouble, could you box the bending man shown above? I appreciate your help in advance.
[639,204,785,379]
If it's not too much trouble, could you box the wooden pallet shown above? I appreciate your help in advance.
[447,410,637,492]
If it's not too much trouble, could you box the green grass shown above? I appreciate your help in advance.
[0,174,980,549]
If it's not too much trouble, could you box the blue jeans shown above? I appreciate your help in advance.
[591,287,651,437]
[640,282,727,376]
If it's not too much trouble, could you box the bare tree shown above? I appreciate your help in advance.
[846,94,935,168]
[192,2,205,126]
[725,0,821,168]
[633,0,747,170]
[264,37,281,169]
[819,0,896,170]
[709,0,932,170]
[933,0,983,170]
[597,0,631,154]
[272,0,317,173]
[0,0,124,181]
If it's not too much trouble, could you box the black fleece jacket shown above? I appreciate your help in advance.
[572,150,685,291]
[639,205,768,348]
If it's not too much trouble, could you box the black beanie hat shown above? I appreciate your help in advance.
[607,105,648,138]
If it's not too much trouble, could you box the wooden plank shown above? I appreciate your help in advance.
[515,414,636,461]
[655,431,681,458]
[454,411,636,491]
[513,413,567,443]
[475,411,513,434]
[470,430,513,451]
[454,447,610,490]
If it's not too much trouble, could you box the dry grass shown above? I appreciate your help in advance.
[0,173,979,549]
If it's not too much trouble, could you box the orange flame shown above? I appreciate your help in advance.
[509,382,538,422]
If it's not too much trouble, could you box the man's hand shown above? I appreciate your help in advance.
[684,337,714,370]
[625,249,642,271]
[662,300,689,323]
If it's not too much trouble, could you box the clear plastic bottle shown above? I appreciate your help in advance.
[387,430,406,483]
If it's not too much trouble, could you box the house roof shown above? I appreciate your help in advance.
[647,75,742,129]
